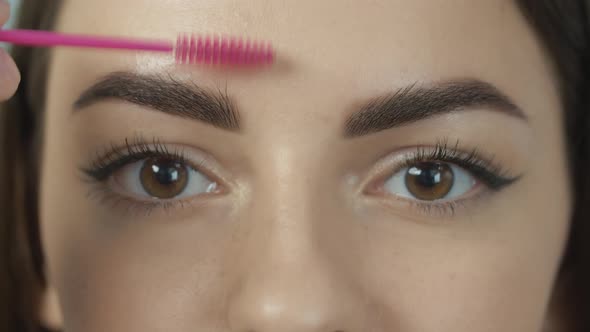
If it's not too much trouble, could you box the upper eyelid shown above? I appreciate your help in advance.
[82,140,217,181]
[401,146,500,173]
[84,137,517,186]
[368,141,497,172]
[361,142,517,192]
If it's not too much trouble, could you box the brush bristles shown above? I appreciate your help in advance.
[175,34,274,66]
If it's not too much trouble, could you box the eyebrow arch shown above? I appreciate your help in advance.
[344,79,527,138]
[73,71,240,131]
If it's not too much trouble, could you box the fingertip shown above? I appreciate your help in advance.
[0,1,10,27]
[0,48,20,101]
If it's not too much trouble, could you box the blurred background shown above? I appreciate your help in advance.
[6,0,19,28]
[2,0,21,48]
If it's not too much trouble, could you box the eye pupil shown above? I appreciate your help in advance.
[405,162,454,200]
[150,164,180,185]
[140,158,189,199]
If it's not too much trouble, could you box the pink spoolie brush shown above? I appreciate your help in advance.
[0,29,274,66]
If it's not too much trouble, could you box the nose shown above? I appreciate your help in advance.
[225,177,368,332]
[226,241,366,332]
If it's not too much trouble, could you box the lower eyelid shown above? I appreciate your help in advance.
[367,178,484,203]
[85,181,227,219]
[361,163,505,219]
[109,161,223,198]
[367,188,492,221]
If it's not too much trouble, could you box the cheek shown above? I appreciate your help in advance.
[39,138,238,330]
[57,231,226,331]
[41,200,240,331]
[358,205,569,331]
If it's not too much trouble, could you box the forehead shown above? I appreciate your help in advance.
[55,0,531,75]
[51,0,553,122]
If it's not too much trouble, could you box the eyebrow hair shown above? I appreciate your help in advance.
[344,79,527,138]
[73,71,240,131]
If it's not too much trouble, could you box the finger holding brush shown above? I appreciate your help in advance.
[0,0,19,101]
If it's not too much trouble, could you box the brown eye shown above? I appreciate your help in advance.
[404,162,454,200]
[140,157,190,199]
[111,155,218,200]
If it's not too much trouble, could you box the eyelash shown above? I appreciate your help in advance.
[373,139,520,217]
[82,136,193,181]
[80,136,209,216]
[81,137,520,218]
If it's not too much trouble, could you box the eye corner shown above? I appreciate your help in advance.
[361,169,396,197]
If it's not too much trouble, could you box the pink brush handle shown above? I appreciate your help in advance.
[0,29,174,52]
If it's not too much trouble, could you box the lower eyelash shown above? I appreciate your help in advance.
[412,201,461,218]
[403,190,490,219]
[85,184,195,218]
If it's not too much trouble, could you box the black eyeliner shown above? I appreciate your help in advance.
[401,139,521,191]
[80,136,189,182]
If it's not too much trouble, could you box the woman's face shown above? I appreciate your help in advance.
[39,0,571,331]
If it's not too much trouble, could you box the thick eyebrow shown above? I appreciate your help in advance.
[344,79,527,138]
[73,71,240,131]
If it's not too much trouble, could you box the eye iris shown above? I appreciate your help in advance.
[404,162,454,200]
[140,158,189,199]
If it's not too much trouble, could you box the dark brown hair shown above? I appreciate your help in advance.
[0,1,588,331]
[0,2,62,332]
[517,1,590,331]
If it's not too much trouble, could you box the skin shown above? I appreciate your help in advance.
[0,1,20,100]
[35,0,571,331]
